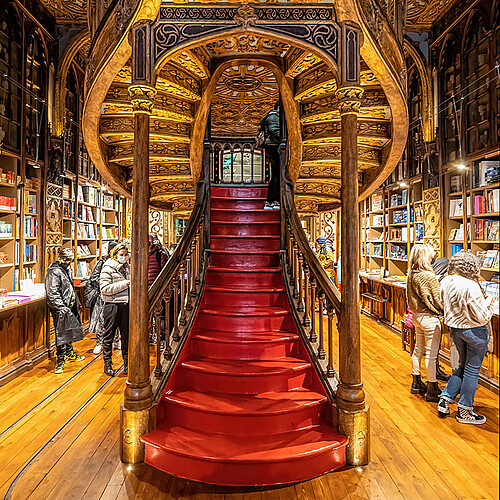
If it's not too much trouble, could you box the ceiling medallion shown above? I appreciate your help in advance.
[225,75,261,92]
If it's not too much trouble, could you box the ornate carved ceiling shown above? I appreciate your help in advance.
[406,0,459,29]
[211,64,280,137]
[39,0,87,23]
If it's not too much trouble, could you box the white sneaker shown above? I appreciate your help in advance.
[264,202,274,210]
[272,202,280,210]
[113,340,121,350]
[93,343,102,355]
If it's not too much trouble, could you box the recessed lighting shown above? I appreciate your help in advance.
[457,163,466,171]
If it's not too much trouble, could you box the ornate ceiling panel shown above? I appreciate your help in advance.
[211,64,279,137]
[39,0,87,23]
[406,0,458,29]
[205,34,290,58]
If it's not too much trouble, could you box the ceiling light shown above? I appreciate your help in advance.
[399,182,407,188]
[457,163,466,171]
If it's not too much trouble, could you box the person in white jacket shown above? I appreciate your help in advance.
[100,242,130,376]
[438,251,497,424]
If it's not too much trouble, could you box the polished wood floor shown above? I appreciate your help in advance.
[0,316,498,500]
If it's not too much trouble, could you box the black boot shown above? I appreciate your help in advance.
[123,355,128,376]
[411,374,427,395]
[436,359,450,381]
[104,360,116,377]
[425,381,441,402]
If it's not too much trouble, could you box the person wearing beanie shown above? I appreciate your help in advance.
[45,247,85,374]
[87,241,119,355]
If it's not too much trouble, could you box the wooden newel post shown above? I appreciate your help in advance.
[334,23,370,466]
[121,22,156,465]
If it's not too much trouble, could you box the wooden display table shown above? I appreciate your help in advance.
[359,272,499,390]
[0,297,47,386]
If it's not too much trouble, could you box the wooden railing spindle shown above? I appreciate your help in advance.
[179,261,187,325]
[327,305,335,376]
[153,302,163,378]
[318,292,326,359]
[297,252,304,312]
[309,277,317,343]
[163,292,172,360]
[302,263,311,327]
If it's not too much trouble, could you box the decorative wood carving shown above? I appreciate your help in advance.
[422,187,442,257]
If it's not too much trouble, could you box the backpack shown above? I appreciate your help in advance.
[84,258,105,308]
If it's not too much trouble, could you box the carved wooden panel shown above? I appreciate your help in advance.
[422,187,442,257]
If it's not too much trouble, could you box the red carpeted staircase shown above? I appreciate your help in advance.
[142,187,348,486]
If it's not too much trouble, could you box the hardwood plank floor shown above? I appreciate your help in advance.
[1,319,498,500]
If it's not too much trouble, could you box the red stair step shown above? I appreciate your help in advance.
[178,356,311,394]
[206,267,283,287]
[211,235,280,252]
[191,329,298,359]
[211,209,280,223]
[143,424,348,486]
[203,286,286,307]
[211,250,279,268]
[211,187,267,198]
[197,305,291,331]
[211,221,280,237]
[211,197,267,210]
[158,388,327,435]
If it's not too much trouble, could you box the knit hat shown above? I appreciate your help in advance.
[316,236,327,244]
[107,241,119,255]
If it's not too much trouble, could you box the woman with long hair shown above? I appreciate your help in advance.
[438,251,496,424]
[406,244,444,402]
[100,242,130,376]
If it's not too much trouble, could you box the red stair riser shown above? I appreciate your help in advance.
[211,222,280,237]
[203,290,286,307]
[160,401,325,436]
[206,270,283,287]
[178,366,309,394]
[196,312,291,332]
[211,238,280,252]
[211,187,267,198]
[211,199,267,210]
[144,445,346,487]
[211,252,279,267]
[211,210,280,223]
[191,336,297,359]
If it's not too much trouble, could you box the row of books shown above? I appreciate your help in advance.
[477,250,500,270]
[76,261,92,278]
[76,245,93,257]
[474,191,499,214]
[372,194,383,211]
[77,185,98,206]
[76,222,96,239]
[0,196,16,211]
[392,208,408,224]
[449,223,470,241]
[63,199,74,219]
[389,244,407,260]
[0,220,12,236]
[24,243,37,262]
[390,189,409,207]
[24,215,37,238]
[0,168,16,185]
[475,219,499,241]
[24,192,36,214]
[449,198,471,217]
[79,205,96,223]
[102,227,118,239]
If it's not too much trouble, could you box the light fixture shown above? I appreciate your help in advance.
[457,163,466,171]
[126,465,133,471]
[399,182,407,188]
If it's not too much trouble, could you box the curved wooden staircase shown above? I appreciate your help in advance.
[142,186,347,486]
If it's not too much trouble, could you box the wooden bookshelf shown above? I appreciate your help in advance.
[360,177,423,277]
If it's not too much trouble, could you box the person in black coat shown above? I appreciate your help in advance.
[45,247,85,374]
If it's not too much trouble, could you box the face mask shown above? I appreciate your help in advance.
[117,255,128,264]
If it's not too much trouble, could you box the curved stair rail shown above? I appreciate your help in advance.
[281,177,342,400]
[148,177,210,397]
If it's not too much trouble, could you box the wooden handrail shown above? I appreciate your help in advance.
[281,180,341,317]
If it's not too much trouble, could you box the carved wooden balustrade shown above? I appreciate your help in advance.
[210,138,270,185]
[148,179,209,396]
[281,178,342,399]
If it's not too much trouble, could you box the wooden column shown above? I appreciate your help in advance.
[335,84,370,466]
[121,22,156,465]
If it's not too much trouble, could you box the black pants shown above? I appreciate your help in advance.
[102,302,129,364]
[56,343,73,359]
[265,146,280,204]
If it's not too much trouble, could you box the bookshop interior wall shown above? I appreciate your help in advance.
[0,0,498,391]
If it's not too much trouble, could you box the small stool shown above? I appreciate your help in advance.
[401,321,415,354]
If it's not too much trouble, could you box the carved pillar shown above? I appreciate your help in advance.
[335,23,370,466]
[121,22,156,465]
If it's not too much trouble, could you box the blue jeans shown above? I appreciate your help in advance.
[440,325,489,409]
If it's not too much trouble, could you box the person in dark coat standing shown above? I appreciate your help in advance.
[45,247,85,374]
[148,232,169,287]
[259,102,281,210]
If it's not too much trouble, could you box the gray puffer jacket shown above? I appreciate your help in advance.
[100,258,130,303]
